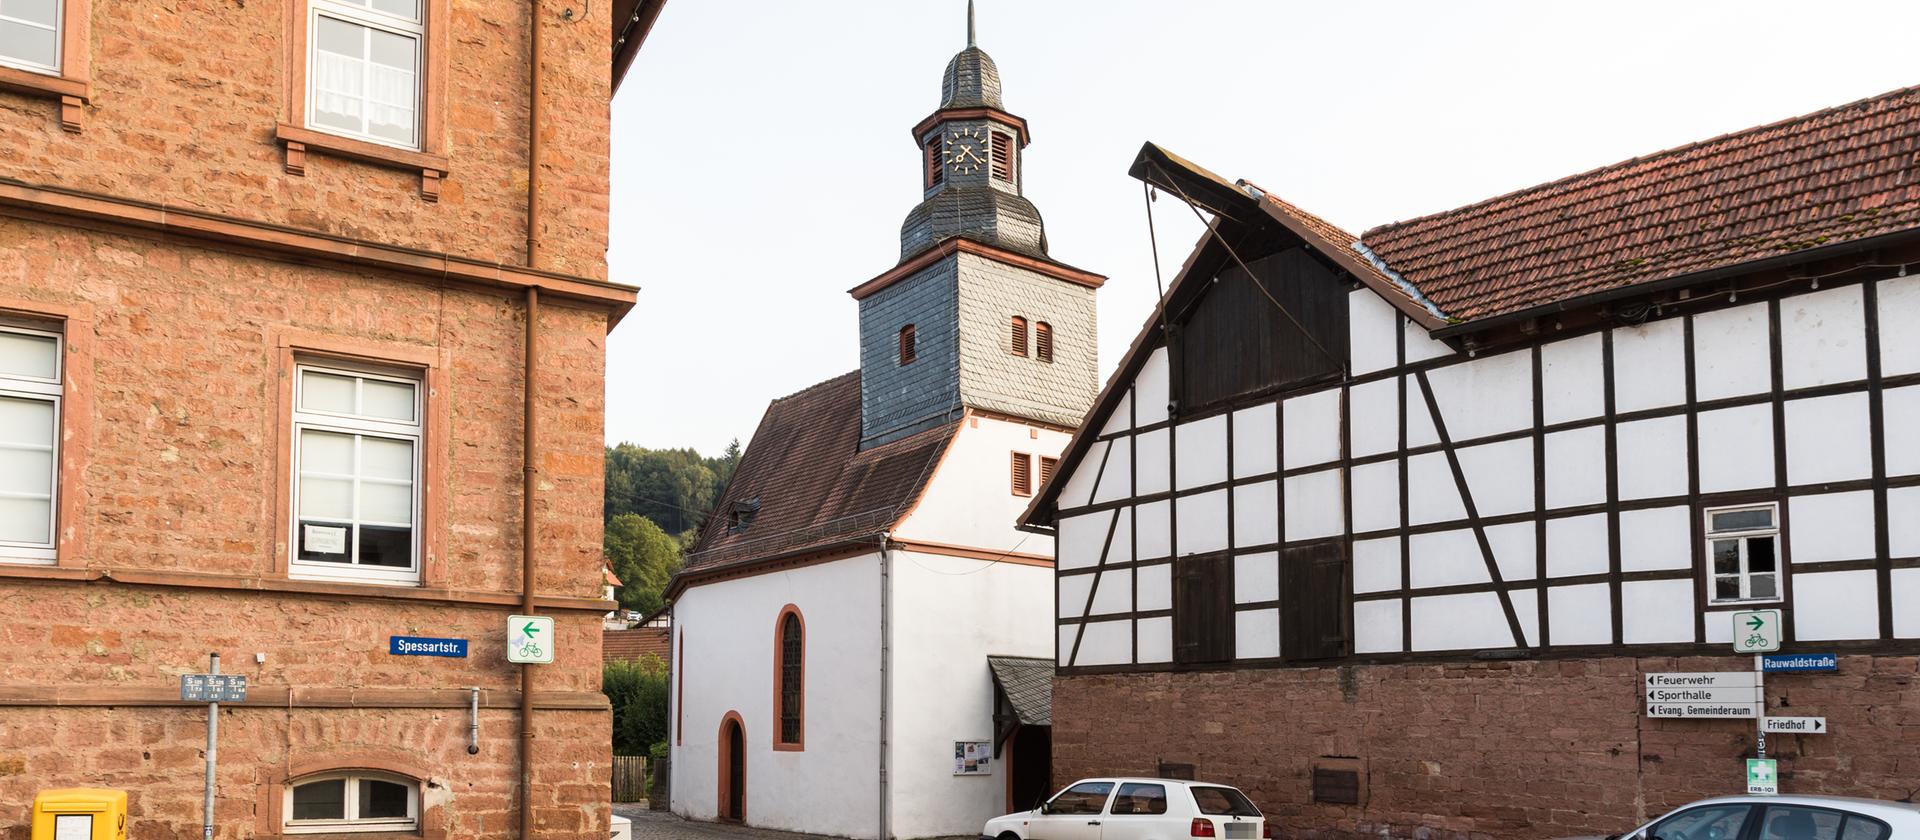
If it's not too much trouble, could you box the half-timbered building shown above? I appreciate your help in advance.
[1023,86,1920,837]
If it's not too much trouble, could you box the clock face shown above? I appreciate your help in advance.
[945,127,986,175]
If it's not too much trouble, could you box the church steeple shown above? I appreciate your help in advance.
[899,3,1046,262]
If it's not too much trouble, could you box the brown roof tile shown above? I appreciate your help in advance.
[603,627,671,664]
[678,371,955,578]
[1362,84,1920,323]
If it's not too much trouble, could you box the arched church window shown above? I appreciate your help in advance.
[1010,316,1028,357]
[775,607,805,749]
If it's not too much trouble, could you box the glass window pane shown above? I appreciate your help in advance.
[1760,806,1844,840]
[1712,540,1739,576]
[300,372,357,414]
[0,444,53,497]
[1715,576,1740,601]
[299,429,354,473]
[357,524,412,568]
[1654,805,1751,840]
[360,378,416,422]
[1751,573,1778,600]
[0,331,58,380]
[0,396,53,447]
[0,19,58,69]
[1711,508,1774,532]
[358,779,410,819]
[1050,782,1113,816]
[1749,536,1777,573]
[315,16,364,57]
[291,779,347,821]
[367,28,414,70]
[1842,815,1890,840]
[0,496,50,545]
[5,0,60,27]
[298,477,353,520]
[359,481,412,524]
[369,0,418,20]
[1114,783,1168,816]
[360,437,412,480]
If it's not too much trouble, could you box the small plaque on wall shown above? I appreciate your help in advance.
[954,741,991,775]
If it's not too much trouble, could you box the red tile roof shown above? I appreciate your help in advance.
[603,627,671,665]
[1362,84,1920,324]
[678,371,955,580]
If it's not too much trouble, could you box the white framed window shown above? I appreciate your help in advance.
[307,0,422,149]
[0,0,62,75]
[1706,503,1781,604]
[284,771,418,834]
[291,361,421,585]
[0,322,61,565]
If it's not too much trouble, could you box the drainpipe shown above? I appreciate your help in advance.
[525,0,545,266]
[878,531,892,840]
[520,285,540,840]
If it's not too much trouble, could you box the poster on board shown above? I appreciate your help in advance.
[954,741,991,775]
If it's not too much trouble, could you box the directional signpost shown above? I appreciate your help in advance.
[507,614,554,664]
[1645,672,1763,718]
[1763,716,1828,735]
[1732,609,1783,654]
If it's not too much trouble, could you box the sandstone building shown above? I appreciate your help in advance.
[1024,86,1920,837]
[0,0,664,836]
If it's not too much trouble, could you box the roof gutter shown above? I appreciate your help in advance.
[1431,227,1920,340]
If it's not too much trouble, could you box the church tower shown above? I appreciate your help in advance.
[852,3,1105,448]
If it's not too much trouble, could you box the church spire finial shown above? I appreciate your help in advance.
[966,0,976,47]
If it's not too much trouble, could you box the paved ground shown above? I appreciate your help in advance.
[614,805,975,840]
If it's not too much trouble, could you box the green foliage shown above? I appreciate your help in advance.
[604,514,681,615]
[604,654,670,757]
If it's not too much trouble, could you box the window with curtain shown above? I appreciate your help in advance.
[0,0,61,73]
[0,323,61,564]
[291,362,422,584]
[778,610,803,746]
[309,0,422,148]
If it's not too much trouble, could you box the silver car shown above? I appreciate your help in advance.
[1568,795,1919,840]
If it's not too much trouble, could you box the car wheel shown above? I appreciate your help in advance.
[997,833,1021,840]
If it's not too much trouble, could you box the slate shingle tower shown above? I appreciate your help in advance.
[852,2,1105,448]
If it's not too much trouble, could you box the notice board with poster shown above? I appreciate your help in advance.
[954,741,991,775]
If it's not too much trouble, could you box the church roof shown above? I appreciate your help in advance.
[941,46,1003,109]
[675,372,956,587]
[988,655,1053,726]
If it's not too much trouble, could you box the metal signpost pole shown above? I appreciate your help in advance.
[204,652,219,840]
[1754,654,1766,761]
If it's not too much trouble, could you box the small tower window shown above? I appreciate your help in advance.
[727,499,760,535]
[1040,456,1058,486]
[990,131,1014,182]
[925,139,943,188]
[1010,452,1033,496]
[899,324,917,366]
[1010,316,1028,357]
[1035,321,1053,363]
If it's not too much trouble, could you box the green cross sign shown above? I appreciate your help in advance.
[1747,759,1779,795]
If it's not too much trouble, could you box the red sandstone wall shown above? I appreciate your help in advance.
[1054,655,1920,839]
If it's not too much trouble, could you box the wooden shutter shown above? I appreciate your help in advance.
[898,324,916,365]
[1173,555,1232,664]
[1281,541,1350,661]
[1039,456,1058,486]
[990,131,1014,181]
[1010,316,1028,357]
[925,140,943,188]
[1010,452,1032,496]
[1035,322,1053,363]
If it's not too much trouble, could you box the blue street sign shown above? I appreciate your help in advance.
[1761,653,1836,673]
[390,636,469,658]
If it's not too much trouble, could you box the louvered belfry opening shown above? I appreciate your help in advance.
[1011,452,1032,496]
[779,612,803,744]
[1010,315,1028,356]
[925,139,944,188]
[1039,455,1058,486]
[899,324,917,365]
[1034,321,1053,362]
[990,131,1014,181]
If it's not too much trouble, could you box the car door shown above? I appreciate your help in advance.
[1753,805,1888,840]
[1029,782,1115,840]
[1101,782,1172,840]
[1641,803,1758,840]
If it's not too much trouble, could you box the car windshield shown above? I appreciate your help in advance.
[1190,786,1261,817]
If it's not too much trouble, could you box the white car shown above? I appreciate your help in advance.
[981,778,1268,840]
[1563,795,1919,840]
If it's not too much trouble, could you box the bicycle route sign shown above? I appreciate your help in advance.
[507,614,554,664]
[1731,609,1782,654]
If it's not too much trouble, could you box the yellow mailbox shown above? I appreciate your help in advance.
[30,789,127,840]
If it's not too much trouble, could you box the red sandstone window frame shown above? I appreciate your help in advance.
[270,327,448,589]
[772,604,805,751]
[278,0,451,199]
[0,0,91,132]
[0,297,93,571]
[258,753,445,840]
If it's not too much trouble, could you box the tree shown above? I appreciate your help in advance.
[605,513,681,615]
[604,444,721,534]
[603,654,670,757]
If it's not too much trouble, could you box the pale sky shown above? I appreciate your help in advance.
[606,0,1920,455]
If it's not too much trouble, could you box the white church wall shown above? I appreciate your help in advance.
[889,551,1054,839]
[670,556,882,837]
[893,414,1068,552]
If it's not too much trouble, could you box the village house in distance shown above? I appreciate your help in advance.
[1025,85,1920,837]
[665,9,1103,838]
[0,0,665,837]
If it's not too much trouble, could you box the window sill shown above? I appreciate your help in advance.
[0,64,88,132]
[275,124,449,202]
